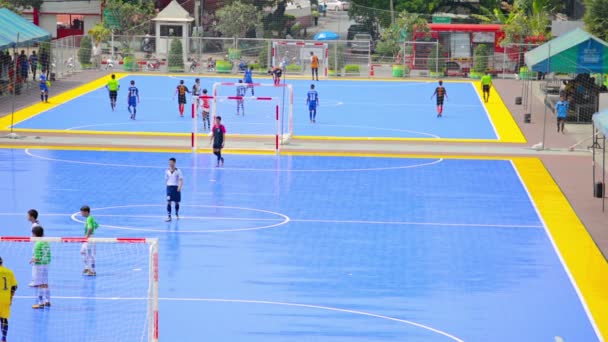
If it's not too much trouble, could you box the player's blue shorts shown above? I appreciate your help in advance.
[308,103,317,111]
[129,97,137,106]
[166,185,181,202]
[40,85,48,92]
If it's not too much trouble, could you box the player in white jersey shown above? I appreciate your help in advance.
[165,158,184,222]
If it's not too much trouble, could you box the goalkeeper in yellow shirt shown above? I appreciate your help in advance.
[0,256,18,342]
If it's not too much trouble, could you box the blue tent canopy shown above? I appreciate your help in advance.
[593,111,608,137]
[314,31,339,41]
[0,8,51,50]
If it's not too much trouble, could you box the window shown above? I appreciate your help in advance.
[160,25,183,37]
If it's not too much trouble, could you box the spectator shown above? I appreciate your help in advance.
[19,50,28,83]
[29,50,38,80]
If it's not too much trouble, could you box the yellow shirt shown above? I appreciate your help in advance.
[107,79,119,91]
[481,74,492,86]
[0,266,17,305]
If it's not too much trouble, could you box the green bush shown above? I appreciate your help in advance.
[123,55,136,71]
[168,38,185,72]
[285,64,303,72]
[344,64,360,73]
[216,60,232,73]
[78,36,92,66]
[473,44,489,73]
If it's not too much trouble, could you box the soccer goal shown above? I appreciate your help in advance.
[272,41,329,79]
[0,236,159,342]
[191,82,293,153]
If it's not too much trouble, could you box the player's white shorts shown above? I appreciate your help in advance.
[31,265,49,286]
[80,242,96,256]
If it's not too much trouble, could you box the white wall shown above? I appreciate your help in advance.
[552,20,585,37]
[41,0,102,14]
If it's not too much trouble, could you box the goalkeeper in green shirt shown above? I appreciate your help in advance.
[80,205,99,276]
[30,226,51,309]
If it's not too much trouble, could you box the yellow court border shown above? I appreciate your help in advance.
[0,145,606,337]
[513,158,608,341]
[1,73,526,144]
[0,73,128,129]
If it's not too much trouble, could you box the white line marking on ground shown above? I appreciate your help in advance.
[470,82,500,140]
[12,295,464,341]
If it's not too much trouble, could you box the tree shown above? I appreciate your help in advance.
[88,23,111,44]
[473,44,489,72]
[375,11,429,58]
[168,38,184,72]
[584,0,608,41]
[0,0,43,13]
[215,1,263,38]
[102,0,155,51]
[78,35,93,66]
[501,0,552,46]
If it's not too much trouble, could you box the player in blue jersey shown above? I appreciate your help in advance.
[306,84,319,123]
[244,66,254,95]
[39,74,49,103]
[236,80,246,116]
[127,80,140,120]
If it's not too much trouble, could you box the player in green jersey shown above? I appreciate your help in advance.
[80,206,99,276]
[30,226,51,309]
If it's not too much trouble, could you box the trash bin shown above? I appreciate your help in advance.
[595,182,604,198]
[515,96,522,105]
[524,113,531,123]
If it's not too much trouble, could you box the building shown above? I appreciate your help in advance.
[21,0,103,39]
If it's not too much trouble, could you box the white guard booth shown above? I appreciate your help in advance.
[152,0,194,65]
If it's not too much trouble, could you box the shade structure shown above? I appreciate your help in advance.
[525,28,608,74]
[314,31,339,41]
[0,8,51,49]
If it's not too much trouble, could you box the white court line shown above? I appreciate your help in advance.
[311,124,440,139]
[24,149,444,173]
[0,212,542,229]
[470,82,500,140]
[12,295,464,341]
[509,160,602,341]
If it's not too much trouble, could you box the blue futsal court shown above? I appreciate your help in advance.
[9,75,499,140]
[0,148,601,341]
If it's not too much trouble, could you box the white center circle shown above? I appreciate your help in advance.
[70,204,290,233]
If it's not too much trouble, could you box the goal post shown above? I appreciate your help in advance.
[272,41,329,79]
[0,236,159,342]
[191,82,293,153]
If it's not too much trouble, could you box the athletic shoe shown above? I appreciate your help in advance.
[44,302,51,307]
[82,268,90,274]
[28,281,35,287]
[165,217,172,222]
[86,271,96,276]
[32,304,45,309]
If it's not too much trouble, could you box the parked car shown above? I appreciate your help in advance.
[325,0,347,10]
[351,33,374,53]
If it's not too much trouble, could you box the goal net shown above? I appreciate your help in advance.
[191,82,293,152]
[0,236,159,342]
[272,41,329,79]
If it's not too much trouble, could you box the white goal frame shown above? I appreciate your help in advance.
[191,82,293,153]
[0,236,159,342]
[272,41,329,79]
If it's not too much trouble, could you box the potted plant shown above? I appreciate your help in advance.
[168,38,185,72]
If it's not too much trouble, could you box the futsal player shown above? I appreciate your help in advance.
[39,74,49,103]
[270,66,282,86]
[106,74,120,111]
[80,205,99,276]
[165,158,183,222]
[310,51,319,81]
[30,226,51,309]
[306,84,319,123]
[236,80,246,116]
[0,257,17,342]
[201,89,211,131]
[27,209,41,228]
[127,80,140,120]
[244,66,254,95]
[481,72,492,103]
[192,78,202,112]
[431,80,448,117]
[555,94,569,133]
[174,80,190,117]
[210,116,226,167]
